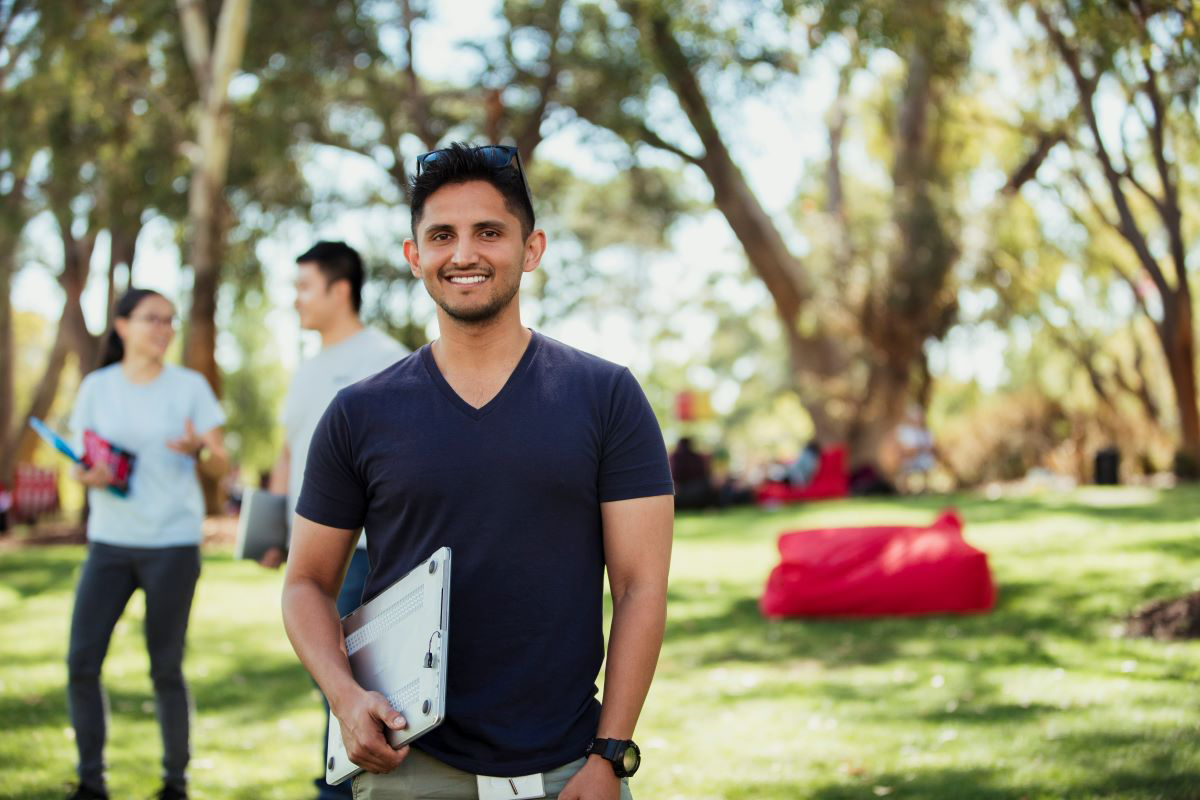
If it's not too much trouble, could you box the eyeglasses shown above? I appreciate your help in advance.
[129,314,177,328]
[415,145,535,220]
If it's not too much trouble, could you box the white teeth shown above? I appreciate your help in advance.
[449,275,486,284]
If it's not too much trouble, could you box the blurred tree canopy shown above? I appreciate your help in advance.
[3,0,1200,491]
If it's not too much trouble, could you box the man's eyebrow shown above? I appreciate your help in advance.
[421,220,510,236]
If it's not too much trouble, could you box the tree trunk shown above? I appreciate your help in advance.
[2,231,94,474]
[1161,294,1200,476]
[0,248,14,487]
[177,0,253,512]
[60,229,100,370]
[636,7,849,439]
[182,186,223,392]
[8,331,71,469]
[849,44,953,468]
[106,222,138,325]
[178,0,252,394]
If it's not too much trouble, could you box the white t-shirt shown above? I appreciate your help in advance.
[282,328,406,547]
[69,364,226,548]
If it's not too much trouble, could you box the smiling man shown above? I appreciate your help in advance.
[281,143,675,800]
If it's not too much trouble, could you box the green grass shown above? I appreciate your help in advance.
[2,486,1199,799]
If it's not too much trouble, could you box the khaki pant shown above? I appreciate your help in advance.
[352,748,634,800]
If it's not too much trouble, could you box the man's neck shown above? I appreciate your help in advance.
[319,315,365,349]
[431,306,530,375]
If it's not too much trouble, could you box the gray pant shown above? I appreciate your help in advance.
[67,542,201,792]
[353,749,633,799]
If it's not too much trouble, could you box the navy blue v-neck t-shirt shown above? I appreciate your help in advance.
[296,331,674,776]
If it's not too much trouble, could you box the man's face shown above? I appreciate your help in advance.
[404,181,543,325]
[294,261,342,331]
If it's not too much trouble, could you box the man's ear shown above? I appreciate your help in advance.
[522,229,546,274]
[329,277,352,307]
[403,238,421,278]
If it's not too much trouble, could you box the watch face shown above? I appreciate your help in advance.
[621,741,641,775]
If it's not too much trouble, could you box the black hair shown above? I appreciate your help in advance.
[295,240,365,313]
[99,288,167,368]
[408,142,535,240]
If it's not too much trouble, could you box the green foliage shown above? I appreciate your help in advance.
[3,488,1200,797]
[219,287,287,477]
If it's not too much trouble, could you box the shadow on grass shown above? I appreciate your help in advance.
[663,576,1110,671]
[0,656,312,735]
[726,768,1025,800]
[0,547,82,599]
[728,757,1200,800]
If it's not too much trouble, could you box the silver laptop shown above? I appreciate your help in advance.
[325,546,452,786]
[233,488,287,561]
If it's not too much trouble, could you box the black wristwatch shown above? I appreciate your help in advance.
[585,737,641,778]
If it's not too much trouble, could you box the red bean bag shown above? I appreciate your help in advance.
[755,446,849,505]
[760,509,995,617]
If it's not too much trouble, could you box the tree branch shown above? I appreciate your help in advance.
[400,0,437,150]
[1036,3,1170,298]
[514,0,568,162]
[1136,45,1187,288]
[1004,130,1064,194]
[175,0,212,96]
[635,122,702,165]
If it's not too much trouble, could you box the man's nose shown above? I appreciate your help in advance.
[451,237,478,266]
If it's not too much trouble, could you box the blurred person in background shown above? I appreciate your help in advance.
[261,241,406,800]
[64,288,227,800]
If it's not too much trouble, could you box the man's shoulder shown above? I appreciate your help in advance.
[535,332,630,381]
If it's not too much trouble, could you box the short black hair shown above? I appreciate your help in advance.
[295,240,364,313]
[409,142,535,240]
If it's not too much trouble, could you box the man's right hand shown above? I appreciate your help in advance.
[257,546,285,569]
[73,462,112,489]
[333,689,410,774]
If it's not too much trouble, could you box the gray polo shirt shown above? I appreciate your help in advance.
[282,327,406,547]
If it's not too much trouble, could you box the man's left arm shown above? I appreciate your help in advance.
[561,493,674,800]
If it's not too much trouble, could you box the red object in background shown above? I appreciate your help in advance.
[755,446,849,505]
[11,465,60,522]
[675,390,695,421]
[760,509,995,618]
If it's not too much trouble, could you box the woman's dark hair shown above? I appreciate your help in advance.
[99,288,167,368]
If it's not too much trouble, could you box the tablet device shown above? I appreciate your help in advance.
[29,417,81,463]
[326,546,451,786]
[30,418,135,496]
[233,488,288,561]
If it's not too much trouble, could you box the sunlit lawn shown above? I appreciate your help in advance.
[2,486,1199,799]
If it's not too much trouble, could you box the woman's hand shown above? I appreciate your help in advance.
[73,462,112,489]
[168,420,229,479]
[166,419,205,457]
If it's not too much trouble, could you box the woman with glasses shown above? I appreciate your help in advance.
[64,288,228,800]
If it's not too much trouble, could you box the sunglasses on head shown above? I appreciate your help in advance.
[415,145,535,219]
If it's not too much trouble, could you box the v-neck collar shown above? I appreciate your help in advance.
[420,330,541,421]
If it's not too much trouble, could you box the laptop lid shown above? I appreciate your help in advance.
[326,546,451,786]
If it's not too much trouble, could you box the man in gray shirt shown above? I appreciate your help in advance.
[263,241,406,800]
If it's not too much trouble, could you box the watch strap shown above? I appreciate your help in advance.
[586,737,635,777]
